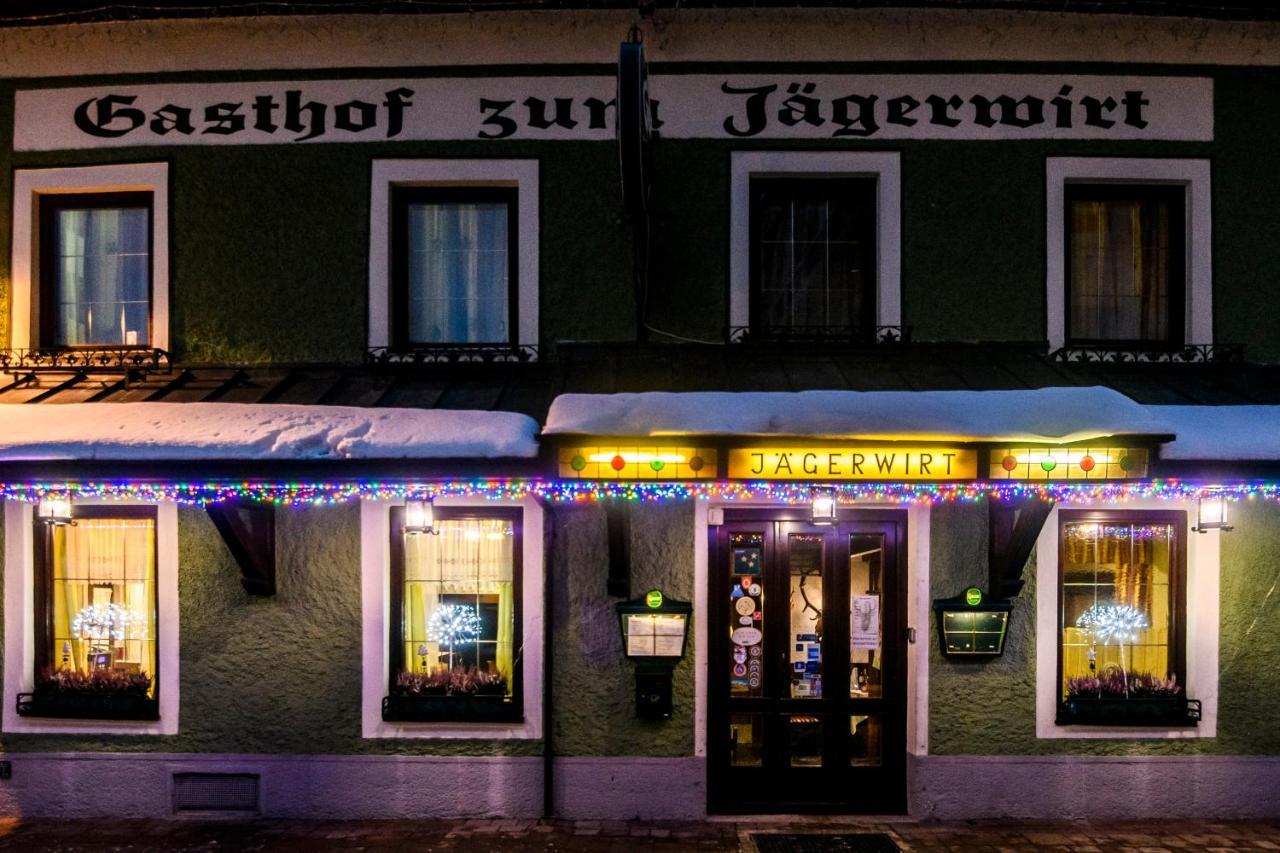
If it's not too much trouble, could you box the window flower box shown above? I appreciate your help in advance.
[16,690,159,721]
[1057,696,1201,727]
[381,693,520,723]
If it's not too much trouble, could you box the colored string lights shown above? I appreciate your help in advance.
[3,478,1280,506]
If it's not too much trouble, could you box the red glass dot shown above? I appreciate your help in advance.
[1079,455,1096,472]
[1001,455,1018,472]
[689,455,705,472]
[610,454,626,471]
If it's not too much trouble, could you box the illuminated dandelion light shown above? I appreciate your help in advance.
[70,603,136,643]
[427,604,482,671]
[1075,604,1149,645]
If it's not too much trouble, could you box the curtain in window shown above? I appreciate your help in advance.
[403,517,516,693]
[1068,197,1171,342]
[406,202,509,344]
[54,206,150,346]
[50,518,157,693]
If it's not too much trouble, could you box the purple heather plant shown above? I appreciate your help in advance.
[35,667,152,695]
[395,666,507,697]
[1066,671,1181,699]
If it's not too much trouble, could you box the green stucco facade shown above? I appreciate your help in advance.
[0,63,1279,359]
[929,500,1280,756]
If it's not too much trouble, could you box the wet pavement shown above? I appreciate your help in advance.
[0,817,1275,852]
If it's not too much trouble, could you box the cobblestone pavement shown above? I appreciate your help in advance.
[0,817,1275,852]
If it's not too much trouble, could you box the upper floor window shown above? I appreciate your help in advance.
[11,163,170,354]
[1065,184,1184,347]
[39,192,153,348]
[749,177,877,336]
[729,152,901,343]
[368,160,539,359]
[391,187,517,348]
[1045,158,1210,353]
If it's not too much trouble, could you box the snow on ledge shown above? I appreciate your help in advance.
[0,403,539,461]
[1149,406,1280,461]
[545,388,1170,443]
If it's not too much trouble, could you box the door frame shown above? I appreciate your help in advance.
[705,506,910,815]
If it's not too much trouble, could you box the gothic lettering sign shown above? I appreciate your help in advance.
[14,74,1211,150]
[726,446,979,481]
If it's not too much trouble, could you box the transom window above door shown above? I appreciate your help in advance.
[1065,183,1185,348]
[39,192,153,348]
[749,177,878,338]
[390,186,517,348]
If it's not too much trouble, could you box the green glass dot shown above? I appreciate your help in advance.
[1040,457,1058,472]
[1119,455,1135,472]
[650,459,665,472]
[570,455,587,472]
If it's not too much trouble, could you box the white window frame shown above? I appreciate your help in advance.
[1045,157,1212,352]
[1035,499,1218,739]
[2,499,180,736]
[360,496,544,740]
[729,151,901,332]
[367,159,539,352]
[10,163,170,352]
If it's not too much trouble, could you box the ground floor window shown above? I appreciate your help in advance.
[383,506,523,723]
[1057,510,1195,726]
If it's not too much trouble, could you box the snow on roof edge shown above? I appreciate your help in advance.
[0,402,540,462]
[544,388,1171,444]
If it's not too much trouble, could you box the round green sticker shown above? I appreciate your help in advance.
[646,589,664,609]
[964,587,983,606]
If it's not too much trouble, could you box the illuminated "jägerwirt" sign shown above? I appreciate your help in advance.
[727,447,979,480]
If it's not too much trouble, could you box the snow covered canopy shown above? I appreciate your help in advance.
[1150,406,1280,462]
[0,403,539,461]
[544,388,1173,444]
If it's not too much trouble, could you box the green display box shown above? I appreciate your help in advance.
[933,587,1013,658]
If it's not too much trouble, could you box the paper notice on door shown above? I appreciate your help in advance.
[851,595,881,650]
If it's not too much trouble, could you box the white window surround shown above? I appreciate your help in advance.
[367,159,539,352]
[729,151,902,331]
[1035,499,1218,739]
[2,499,180,736]
[10,163,171,352]
[1045,157,1212,352]
[360,496,544,740]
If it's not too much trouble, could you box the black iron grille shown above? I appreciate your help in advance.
[171,773,260,813]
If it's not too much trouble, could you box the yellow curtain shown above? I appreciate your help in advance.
[403,517,514,679]
[51,518,156,692]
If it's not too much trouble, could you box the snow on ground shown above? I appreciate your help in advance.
[545,388,1171,444]
[1150,406,1280,461]
[0,403,539,461]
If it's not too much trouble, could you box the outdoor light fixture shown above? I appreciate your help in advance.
[36,494,74,526]
[403,498,437,535]
[1194,491,1234,533]
[810,492,838,526]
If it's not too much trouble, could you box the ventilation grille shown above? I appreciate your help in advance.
[172,772,260,813]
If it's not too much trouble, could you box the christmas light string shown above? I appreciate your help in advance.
[4,478,1280,506]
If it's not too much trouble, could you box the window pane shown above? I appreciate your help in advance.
[729,532,764,697]
[729,713,764,767]
[53,206,150,346]
[406,201,510,344]
[1068,191,1176,343]
[849,533,885,698]
[849,715,883,767]
[789,533,823,699]
[401,517,516,697]
[751,178,876,332]
[48,517,157,698]
[788,715,823,767]
[1061,521,1177,701]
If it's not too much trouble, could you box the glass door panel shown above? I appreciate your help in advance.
[848,533,885,699]
[788,533,825,699]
